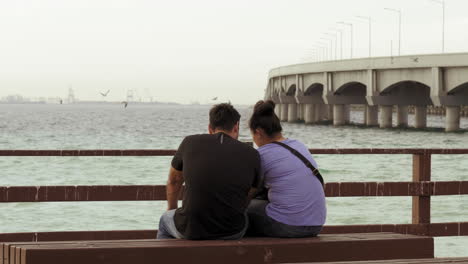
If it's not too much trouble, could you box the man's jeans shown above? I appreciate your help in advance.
[156,210,184,239]
[247,199,322,238]
[156,209,248,240]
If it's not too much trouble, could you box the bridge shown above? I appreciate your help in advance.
[264,53,468,132]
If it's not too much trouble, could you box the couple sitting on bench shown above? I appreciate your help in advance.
[157,100,326,240]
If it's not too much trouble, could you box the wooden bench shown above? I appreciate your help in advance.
[1,233,433,264]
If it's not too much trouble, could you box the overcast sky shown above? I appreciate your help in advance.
[1,0,467,104]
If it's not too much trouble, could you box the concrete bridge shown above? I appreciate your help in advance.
[265,53,468,131]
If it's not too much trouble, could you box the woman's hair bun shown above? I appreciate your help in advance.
[253,100,275,116]
[249,100,282,136]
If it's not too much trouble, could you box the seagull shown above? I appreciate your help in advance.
[121,101,128,108]
[100,90,110,97]
[212,97,218,101]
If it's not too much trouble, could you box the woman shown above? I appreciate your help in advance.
[247,100,326,238]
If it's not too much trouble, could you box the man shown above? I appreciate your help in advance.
[157,103,260,240]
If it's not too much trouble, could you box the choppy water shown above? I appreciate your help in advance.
[0,103,467,257]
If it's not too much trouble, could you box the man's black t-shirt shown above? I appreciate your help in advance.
[171,132,260,240]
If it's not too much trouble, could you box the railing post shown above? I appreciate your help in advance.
[412,153,431,224]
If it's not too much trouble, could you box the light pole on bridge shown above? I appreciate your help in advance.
[301,50,317,63]
[309,50,318,62]
[384,8,402,56]
[319,46,328,61]
[313,52,319,62]
[324,33,338,60]
[320,38,334,60]
[338,22,354,59]
[355,16,372,58]
[428,0,446,53]
[311,46,321,61]
[330,28,344,60]
[313,45,327,61]
[317,42,331,61]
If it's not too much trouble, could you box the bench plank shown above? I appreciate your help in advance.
[1,240,159,264]
[13,233,433,264]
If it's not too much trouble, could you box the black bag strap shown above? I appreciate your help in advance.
[271,141,324,186]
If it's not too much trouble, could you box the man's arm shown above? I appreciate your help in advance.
[247,151,262,203]
[166,166,184,210]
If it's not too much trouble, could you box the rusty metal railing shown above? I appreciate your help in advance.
[0,148,467,242]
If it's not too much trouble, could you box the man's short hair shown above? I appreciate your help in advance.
[209,103,241,131]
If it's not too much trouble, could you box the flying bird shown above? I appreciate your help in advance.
[100,90,110,97]
[212,97,218,101]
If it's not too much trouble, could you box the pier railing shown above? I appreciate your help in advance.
[0,148,467,242]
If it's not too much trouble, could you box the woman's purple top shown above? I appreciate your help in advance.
[258,139,326,226]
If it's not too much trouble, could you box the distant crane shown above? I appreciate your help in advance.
[126,89,135,102]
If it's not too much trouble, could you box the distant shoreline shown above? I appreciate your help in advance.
[0,101,251,107]
[0,101,181,105]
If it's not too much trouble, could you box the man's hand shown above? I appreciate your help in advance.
[247,187,258,205]
[166,166,184,210]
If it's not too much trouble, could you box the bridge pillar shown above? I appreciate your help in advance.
[344,105,351,124]
[317,104,325,121]
[319,104,327,121]
[303,105,307,121]
[314,105,321,122]
[304,104,315,124]
[327,105,334,121]
[380,106,393,128]
[446,106,460,132]
[297,103,303,121]
[275,104,282,118]
[280,104,289,122]
[414,106,427,129]
[301,104,305,121]
[363,106,367,125]
[366,105,378,126]
[333,105,346,126]
[397,106,409,128]
[287,103,298,122]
